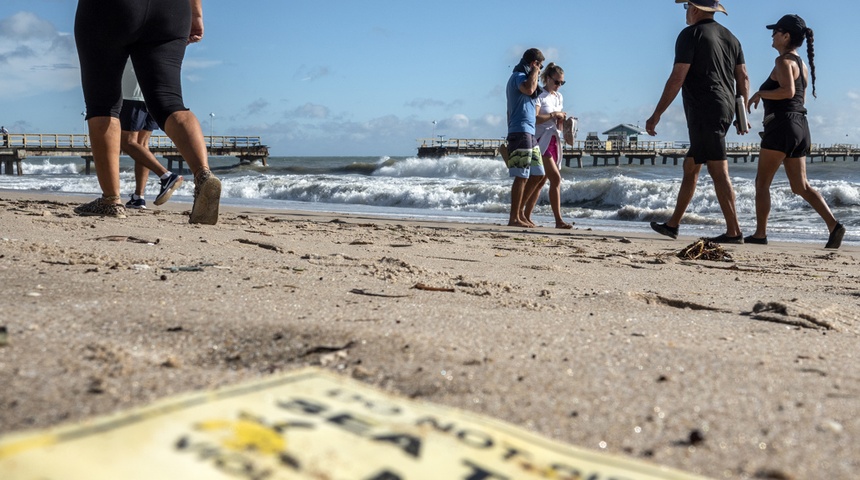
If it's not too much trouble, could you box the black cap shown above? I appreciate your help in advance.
[766,14,808,36]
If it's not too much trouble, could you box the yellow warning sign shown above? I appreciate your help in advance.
[0,368,711,479]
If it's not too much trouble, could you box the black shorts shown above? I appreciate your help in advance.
[120,100,159,132]
[686,121,730,164]
[761,112,811,158]
[75,0,190,129]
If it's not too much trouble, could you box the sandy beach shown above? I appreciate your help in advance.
[0,191,858,479]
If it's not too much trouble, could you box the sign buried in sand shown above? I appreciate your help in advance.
[0,368,708,480]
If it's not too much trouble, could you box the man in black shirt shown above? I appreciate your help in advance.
[646,0,750,243]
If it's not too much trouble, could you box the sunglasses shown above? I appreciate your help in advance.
[553,78,566,86]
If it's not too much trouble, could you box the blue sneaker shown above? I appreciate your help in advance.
[154,173,183,206]
[125,195,147,209]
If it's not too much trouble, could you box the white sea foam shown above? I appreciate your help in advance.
[2,155,858,244]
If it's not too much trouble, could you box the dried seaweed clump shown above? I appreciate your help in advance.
[677,239,733,261]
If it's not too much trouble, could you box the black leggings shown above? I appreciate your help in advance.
[75,0,190,129]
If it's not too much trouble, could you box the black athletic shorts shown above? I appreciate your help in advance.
[75,0,191,129]
[120,100,159,132]
[686,121,730,164]
[761,112,811,158]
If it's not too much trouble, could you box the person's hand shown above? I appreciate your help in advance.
[188,15,204,43]
[748,92,761,112]
[645,114,659,136]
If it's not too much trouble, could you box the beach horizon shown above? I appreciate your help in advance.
[1,190,858,479]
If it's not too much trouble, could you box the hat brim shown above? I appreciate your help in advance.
[674,0,728,14]
[765,23,778,30]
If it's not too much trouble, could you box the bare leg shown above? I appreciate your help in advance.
[163,111,210,176]
[542,155,570,228]
[508,176,530,227]
[87,116,122,204]
[522,174,547,227]
[706,160,742,237]
[132,162,149,197]
[750,148,785,238]
[121,129,167,195]
[784,157,839,231]
[667,157,702,228]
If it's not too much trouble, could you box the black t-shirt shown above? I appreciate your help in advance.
[675,19,745,126]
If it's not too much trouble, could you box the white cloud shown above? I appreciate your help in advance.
[406,98,463,110]
[446,114,470,130]
[0,11,55,40]
[287,103,330,120]
[0,12,78,99]
[482,114,502,128]
[245,98,269,116]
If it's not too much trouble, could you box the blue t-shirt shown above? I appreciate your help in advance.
[506,72,536,135]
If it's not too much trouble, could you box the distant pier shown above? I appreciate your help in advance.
[1,133,269,175]
[416,138,860,167]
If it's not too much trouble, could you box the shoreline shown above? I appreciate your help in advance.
[1,191,858,479]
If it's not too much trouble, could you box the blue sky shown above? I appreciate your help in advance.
[1,0,859,156]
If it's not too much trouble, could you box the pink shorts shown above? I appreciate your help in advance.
[543,135,560,165]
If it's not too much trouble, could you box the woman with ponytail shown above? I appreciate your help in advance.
[746,14,845,248]
[522,63,573,229]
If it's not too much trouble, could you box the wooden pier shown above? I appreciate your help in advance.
[416,138,860,167]
[1,133,269,175]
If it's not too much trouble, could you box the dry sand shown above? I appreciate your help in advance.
[0,191,858,479]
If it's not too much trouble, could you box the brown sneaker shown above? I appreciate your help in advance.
[74,197,127,218]
[189,170,221,225]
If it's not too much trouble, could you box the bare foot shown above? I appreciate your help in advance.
[507,220,533,228]
[555,222,573,229]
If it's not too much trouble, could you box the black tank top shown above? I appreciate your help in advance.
[760,54,807,115]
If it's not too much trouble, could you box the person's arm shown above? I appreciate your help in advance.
[749,57,795,109]
[645,63,690,136]
[188,0,204,43]
[518,61,541,96]
[536,111,565,125]
[734,63,750,104]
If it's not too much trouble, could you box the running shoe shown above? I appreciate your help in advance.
[189,170,221,225]
[153,173,183,206]
[126,195,147,209]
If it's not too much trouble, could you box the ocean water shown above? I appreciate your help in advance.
[2,155,859,246]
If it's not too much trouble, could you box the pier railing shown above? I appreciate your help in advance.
[3,133,264,150]
[1,133,269,175]
[415,137,860,167]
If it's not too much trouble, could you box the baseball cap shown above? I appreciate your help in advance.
[675,0,727,15]
[766,14,808,36]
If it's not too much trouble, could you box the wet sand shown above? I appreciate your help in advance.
[0,191,858,479]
